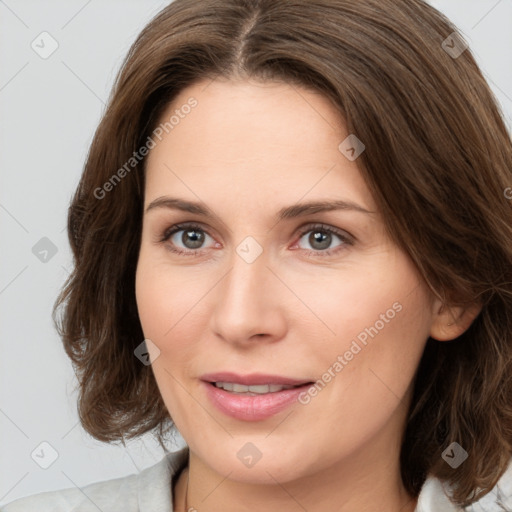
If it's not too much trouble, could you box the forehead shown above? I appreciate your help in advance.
[143,78,376,214]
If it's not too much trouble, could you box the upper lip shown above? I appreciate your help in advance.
[201,372,313,386]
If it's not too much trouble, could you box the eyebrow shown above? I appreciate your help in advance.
[145,196,375,220]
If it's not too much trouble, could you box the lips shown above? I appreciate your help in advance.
[202,380,314,421]
[213,382,297,394]
[199,372,315,421]
[200,371,313,387]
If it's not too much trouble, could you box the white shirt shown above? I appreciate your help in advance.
[2,447,510,511]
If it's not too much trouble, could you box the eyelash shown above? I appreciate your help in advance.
[157,222,354,257]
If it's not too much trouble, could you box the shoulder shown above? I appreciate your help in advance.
[0,472,139,512]
[416,459,512,512]
[415,476,464,511]
[0,447,189,512]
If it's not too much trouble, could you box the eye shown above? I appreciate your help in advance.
[294,224,353,256]
[159,222,216,255]
[157,221,353,257]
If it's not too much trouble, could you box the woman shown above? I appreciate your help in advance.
[3,0,512,510]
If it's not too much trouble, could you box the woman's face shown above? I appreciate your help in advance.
[135,78,438,485]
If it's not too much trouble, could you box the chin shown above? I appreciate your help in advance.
[199,441,312,484]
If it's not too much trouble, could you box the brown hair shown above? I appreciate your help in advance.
[53,0,512,506]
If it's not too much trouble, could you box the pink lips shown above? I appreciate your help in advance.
[200,372,314,421]
[200,372,311,387]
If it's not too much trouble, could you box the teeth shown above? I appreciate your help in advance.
[214,382,297,394]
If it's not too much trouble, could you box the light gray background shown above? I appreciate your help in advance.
[1,0,511,506]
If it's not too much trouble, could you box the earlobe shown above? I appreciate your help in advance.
[430,301,482,341]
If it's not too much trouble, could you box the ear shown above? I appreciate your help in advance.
[430,300,482,341]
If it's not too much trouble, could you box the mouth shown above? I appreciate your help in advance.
[200,372,314,392]
[200,373,315,421]
[208,381,311,396]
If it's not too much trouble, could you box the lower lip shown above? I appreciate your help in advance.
[202,381,313,421]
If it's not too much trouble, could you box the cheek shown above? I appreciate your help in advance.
[293,252,433,400]
[293,269,432,463]
[135,251,208,364]
[135,261,170,345]
[316,271,432,415]
[287,258,429,353]
[135,253,202,426]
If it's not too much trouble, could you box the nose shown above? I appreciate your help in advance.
[209,244,287,346]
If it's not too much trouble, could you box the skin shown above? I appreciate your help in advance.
[135,77,480,512]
